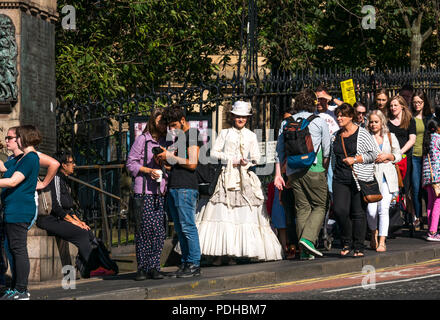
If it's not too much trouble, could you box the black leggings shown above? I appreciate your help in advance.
[36,216,94,262]
[333,180,368,252]
[5,223,30,292]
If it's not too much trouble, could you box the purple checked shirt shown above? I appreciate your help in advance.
[126,132,169,195]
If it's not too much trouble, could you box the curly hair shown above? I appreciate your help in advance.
[294,89,317,113]
[162,105,186,125]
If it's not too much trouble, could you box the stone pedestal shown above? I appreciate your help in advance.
[0,0,58,155]
[7,225,78,282]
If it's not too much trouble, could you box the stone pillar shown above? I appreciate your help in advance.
[0,0,58,155]
[0,1,68,283]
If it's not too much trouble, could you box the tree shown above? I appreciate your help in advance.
[56,0,242,103]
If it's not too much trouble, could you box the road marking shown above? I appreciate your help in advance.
[323,273,440,293]
[157,259,440,300]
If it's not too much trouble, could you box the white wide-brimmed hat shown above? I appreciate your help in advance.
[230,101,252,116]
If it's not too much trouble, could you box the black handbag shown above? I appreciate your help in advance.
[340,135,383,203]
[388,202,405,235]
[129,138,149,233]
[357,178,383,203]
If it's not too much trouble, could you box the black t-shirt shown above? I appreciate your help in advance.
[168,128,203,190]
[333,128,359,185]
[387,118,416,156]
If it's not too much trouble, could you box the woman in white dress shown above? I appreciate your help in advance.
[195,101,283,264]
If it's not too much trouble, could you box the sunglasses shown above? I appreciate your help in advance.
[5,136,16,141]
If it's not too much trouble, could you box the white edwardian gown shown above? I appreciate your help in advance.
[195,127,283,261]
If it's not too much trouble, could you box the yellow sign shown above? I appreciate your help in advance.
[340,79,356,106]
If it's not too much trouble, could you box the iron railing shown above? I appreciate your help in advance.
[57,67,440,247]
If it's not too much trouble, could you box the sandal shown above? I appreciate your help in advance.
[285,245,296,260]
[353,250,364,258]
[376,243,386,252]
[370,230,378,250]
[340,246,351,256]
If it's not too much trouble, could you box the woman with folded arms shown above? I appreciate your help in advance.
[366,110,402,252]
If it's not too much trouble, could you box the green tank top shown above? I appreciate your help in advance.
[413,118,424,157]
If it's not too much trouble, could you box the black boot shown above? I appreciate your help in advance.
[135,269,147,281]
[148,269,165,280]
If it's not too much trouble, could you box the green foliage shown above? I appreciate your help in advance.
[56,0,440,103]
[56,0,241,103]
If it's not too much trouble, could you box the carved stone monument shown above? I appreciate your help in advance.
[0,0,57,155]
[0,1,76,283]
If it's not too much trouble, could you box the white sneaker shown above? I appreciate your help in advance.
[426,233,440,242]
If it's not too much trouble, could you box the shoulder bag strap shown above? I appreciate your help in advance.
[141,135,149,196]
[340,134,359,180]
[428,154,435,183]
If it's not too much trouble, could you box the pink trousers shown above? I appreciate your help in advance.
[426,185,440,233]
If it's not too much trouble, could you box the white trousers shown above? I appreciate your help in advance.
[366,181,392,237]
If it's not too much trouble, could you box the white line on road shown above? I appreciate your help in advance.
[323,273,440,293]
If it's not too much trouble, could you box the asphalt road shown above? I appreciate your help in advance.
[163,259,440,300]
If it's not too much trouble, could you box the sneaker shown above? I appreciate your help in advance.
[426,232,440,242]
[176,263,201,278]
[414,218,421,231]
[300,251,315,260]
[3,289,30,300]
[299,238,323,257]
[168,263,187,278]
[0,288,15,300]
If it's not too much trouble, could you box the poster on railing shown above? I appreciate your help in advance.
[340,79,356,106]
[258,141,277,164]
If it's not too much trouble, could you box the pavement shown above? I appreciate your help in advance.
[24,228,440,300]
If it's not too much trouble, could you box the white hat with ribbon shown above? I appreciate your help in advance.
[230,101,252,116]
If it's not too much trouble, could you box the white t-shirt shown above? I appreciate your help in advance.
[316,111,339,136]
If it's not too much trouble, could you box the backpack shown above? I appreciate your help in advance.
[283,114,319,169]
[76,237,119,278]
[195,160,223,196]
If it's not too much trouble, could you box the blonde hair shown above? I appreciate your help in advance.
[367,110,389,137]
[388,95,412,129]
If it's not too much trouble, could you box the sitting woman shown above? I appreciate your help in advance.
[36,151,97,277]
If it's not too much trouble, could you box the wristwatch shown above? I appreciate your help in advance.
[353,157,357,164]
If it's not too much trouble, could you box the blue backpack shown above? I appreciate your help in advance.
[283,115,319,169]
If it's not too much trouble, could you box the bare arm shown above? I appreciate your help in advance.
[0,171,25,188]
[37,153,60,190]
[400,134,416,155]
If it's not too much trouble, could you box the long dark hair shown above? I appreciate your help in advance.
[411,89,432,118]
[143,107,166,139]
[422,117,440,156]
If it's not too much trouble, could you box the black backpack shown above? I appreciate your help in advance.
[76,237,119,278]
[195,161,223,196]
[283,115,319,169]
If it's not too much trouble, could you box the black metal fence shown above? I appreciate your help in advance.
[57,67,440,248]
